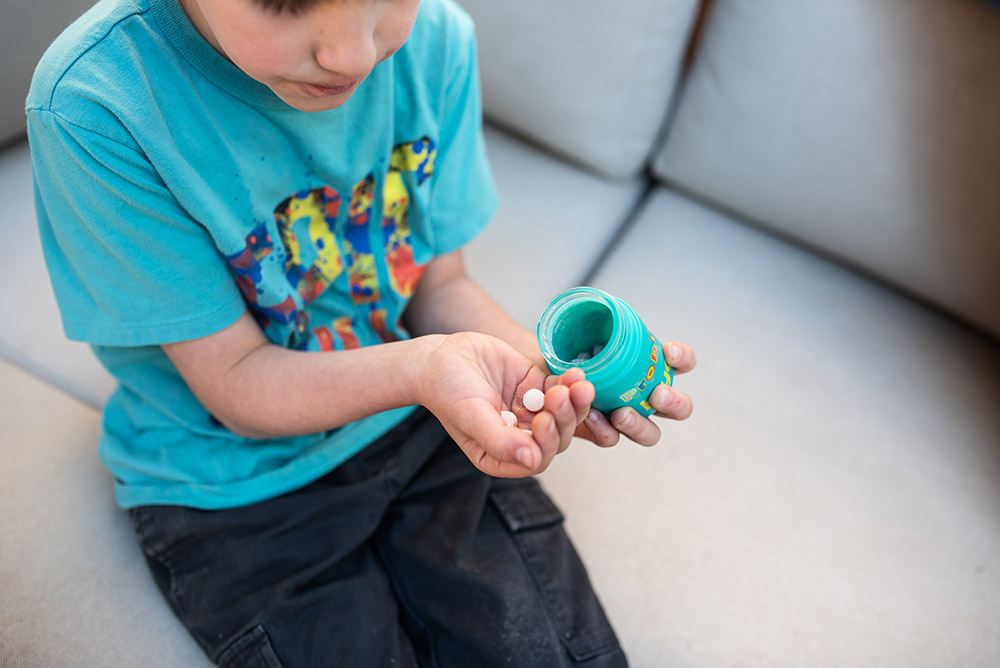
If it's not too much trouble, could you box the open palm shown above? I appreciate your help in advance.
[417,332,591,477]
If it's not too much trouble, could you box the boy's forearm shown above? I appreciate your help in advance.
[163,313,446,439]
[165,251,545,440]
[404,253,545,369]
[226,338,446,438]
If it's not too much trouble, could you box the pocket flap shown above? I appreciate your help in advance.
[489,479,564,532]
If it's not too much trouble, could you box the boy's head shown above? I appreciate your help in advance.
[179,0,421,112]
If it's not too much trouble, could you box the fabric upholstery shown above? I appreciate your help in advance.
[0,357,210,668]
[0,141,115,408]
[465,126,645,328]
[540,189,1000,667]
[0,0,94,147]
[654,0,1000,337]
[458,0,702,180]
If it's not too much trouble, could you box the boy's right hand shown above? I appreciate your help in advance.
[416,332,594,478]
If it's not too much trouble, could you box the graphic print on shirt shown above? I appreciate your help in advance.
[224,137,437,352]
[346,173,379,305]
[384,136,435,298]
[275,185,343,304]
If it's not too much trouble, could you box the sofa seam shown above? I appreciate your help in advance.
[580,180,656,286]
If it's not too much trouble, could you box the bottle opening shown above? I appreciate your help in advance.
[550,300,613,364]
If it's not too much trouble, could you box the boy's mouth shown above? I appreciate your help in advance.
[299,80,360,97]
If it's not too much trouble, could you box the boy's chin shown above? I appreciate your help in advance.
[275,93,351,113]
[267,83,354,112]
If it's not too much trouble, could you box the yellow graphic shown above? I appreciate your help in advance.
[347,174,379,304]
[382,137,436,298]
[274,187,343,303]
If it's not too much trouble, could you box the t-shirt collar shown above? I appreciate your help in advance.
[150,0,291,110]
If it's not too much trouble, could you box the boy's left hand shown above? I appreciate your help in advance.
[575,340,697,447]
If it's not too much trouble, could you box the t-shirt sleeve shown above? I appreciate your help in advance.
[426,18,499,255]
[28,109,247,346]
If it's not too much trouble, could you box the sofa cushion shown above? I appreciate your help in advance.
[0,140,116,408]
[465,126,646,328]
[538,188,1000,667]
[653,0,1000,337]
[0,357,210,667]
[0,0,96,147]
[457,0,702,180]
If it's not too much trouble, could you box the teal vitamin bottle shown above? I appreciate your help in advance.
[536,287,674,417]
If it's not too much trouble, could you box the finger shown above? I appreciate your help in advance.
[447,399,541,475]
[529,410,560,465]
[540,366,586,394]
[566,378,595,421]
[480,425,543,477]
[558,366,587,387]
[528,384,576,464]
[548,383,584,443]
[648,383,694,421]
[578,409,621,447]
[609,407,662,447]
[665,341,697,374]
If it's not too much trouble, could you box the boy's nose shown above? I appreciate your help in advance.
[312,12,378,80]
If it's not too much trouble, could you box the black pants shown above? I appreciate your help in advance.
[128,408,628,668]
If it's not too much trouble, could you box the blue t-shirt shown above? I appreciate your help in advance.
[27,0,498,509]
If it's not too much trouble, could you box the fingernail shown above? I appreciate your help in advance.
[586,409,601,424]
[653,384,672,406]
[669,343,682,364]
[617,409,635,429]
[516,447,534,468]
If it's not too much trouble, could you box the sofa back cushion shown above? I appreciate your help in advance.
[458,0,703,180]
[1,0,97,147]
[654,0,1000,337]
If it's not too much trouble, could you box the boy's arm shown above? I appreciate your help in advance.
[403,250,544,367]
[161,273,593,477]
[162,314,439,438]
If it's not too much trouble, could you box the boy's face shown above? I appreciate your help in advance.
[180,0,421,112]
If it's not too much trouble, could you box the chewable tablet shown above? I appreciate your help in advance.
[523,388,545,412]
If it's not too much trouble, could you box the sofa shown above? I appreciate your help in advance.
[2,0,999,666]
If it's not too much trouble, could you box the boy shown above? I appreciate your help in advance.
[27,0,696,665]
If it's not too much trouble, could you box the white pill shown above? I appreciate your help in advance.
[501,410,518,426]
[523,388,545,412]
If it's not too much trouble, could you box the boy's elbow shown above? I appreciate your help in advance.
[206,404,286,440]
[215,415,275,440]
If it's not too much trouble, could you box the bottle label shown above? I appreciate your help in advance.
[618,335,659,403]
[618,334,673,414]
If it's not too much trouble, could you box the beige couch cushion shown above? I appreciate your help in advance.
[653,0,1000,337]
[458,0,702,180]
[465,126,646,328]
[539,188,1000,667]
[0,140,116,407]
[0,357,210,667]
[0,0,95,146]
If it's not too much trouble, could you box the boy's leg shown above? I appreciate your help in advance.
[127,410,445,668]
[375,416,629,668]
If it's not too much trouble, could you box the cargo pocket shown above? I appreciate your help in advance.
[217,624,284,668]
[489,479,622,662]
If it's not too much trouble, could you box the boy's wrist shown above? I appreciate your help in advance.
[405,333,448,408]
